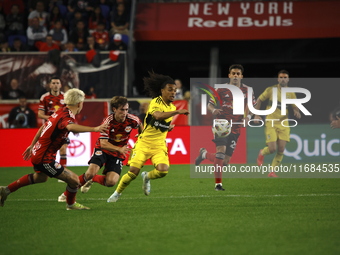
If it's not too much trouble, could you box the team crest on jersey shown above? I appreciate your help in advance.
[60,99,65,104]
[95,150,103,156]
[125,126,132,132]
[55,163,62,169]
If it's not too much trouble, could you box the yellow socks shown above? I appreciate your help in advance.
[116,171,137,193]
[261,147,271,156]
[147,169,168,179]
[271,152,284,168]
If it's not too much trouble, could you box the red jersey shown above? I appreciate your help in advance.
[31,107,75,164]
[96,113,141,160]
[210,83,255,134]
[39,92,65,116]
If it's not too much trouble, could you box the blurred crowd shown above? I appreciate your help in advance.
[0,0,130,52]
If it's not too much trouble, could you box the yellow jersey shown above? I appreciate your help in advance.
[259,84,297,122]
[141,96,176,142]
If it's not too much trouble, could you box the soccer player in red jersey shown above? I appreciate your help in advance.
[0,88,108,210]
[58,96,142,202]
[195,64,255,191]
[38,77,68,167]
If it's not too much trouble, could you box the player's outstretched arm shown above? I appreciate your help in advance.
[66,123,109,133]
[153,109,189,121]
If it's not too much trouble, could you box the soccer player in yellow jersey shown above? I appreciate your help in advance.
[107,71,189,202]
[255,70,301,177]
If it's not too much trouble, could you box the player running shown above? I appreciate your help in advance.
[58,96,142,202]
[195,64,255,191]
[0,89,108,210]
[107,71,189,202]
[38,77,68,167]
[254,70,301,177]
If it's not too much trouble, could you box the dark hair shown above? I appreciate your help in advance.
[278,70,289,76]
[229,64,244,74]
[110,96,128,109]
[143,71,175,98]
[49,76,60,83]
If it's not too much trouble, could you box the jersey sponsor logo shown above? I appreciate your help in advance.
[68,140,86,157]
[153,120,170,132]
[113,134,123,142]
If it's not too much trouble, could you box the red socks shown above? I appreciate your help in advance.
[213,157,223,184]
[206,152,216,163]
[8,174,34,193]
[92,175,106,186]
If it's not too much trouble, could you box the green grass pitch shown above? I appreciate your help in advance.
[1,165,340,255]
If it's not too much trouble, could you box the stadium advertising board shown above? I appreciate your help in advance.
[0,126,191,167]
[135,1,340,41]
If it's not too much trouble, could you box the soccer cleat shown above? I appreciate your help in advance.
[107,191,121,203]
[58,193,66,202]
[268,172,279,178]
[0,186,8,207]
[81,180,93,193]
[195,148,207,166]
[214,184,225,191]
[257,149,264,166]
[141,171,150,196]
[66,202,90,210]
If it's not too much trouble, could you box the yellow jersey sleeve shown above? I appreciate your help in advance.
[142,96,177,142]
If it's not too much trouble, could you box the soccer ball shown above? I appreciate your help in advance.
[212,119,231,138]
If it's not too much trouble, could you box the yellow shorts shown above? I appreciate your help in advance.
[128,138,169,169]
[265,123,290,143]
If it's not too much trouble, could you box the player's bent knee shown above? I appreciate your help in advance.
[269,148,276,154]
[105,179,117,187]
[68,178,80,188]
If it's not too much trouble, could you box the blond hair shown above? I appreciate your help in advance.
[64,88,85,105]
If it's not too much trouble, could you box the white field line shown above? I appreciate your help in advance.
[8,193,340,202]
